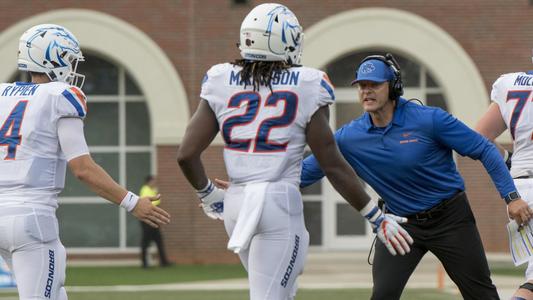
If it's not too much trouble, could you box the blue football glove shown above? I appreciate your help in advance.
[196,179,224,220]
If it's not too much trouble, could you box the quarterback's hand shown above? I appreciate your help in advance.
[197,180,224,220]
[132,195,171,228]
[508,198,533,226]
[373,214,414,256]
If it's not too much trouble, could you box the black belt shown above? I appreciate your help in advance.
[514,175,533,179]
[407,191,464,222]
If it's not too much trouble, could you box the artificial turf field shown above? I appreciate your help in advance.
[0,289,461,300]
[0,262,523,299]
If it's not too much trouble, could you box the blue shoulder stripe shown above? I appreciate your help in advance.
[320,79,335,100]
[61,90,85,117]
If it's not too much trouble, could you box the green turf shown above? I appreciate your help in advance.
[489,261,527,277]
[65,264,246,285]
[0,289,461,300]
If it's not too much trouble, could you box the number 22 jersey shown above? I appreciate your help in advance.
[201,63,335,186]
[491,72,533,178]
[0,81,87,208]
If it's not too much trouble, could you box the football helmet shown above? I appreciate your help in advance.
[18,24,85,87]
[239,3,304,65]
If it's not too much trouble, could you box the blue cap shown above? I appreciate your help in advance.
[351,59,394,85]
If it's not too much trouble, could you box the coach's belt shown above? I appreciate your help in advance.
[407,191,464,222]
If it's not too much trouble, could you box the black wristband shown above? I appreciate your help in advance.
[504,191,520,204]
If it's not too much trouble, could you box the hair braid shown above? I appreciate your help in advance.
[233,59,292,91]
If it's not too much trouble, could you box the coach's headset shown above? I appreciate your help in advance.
[354,53,404,101]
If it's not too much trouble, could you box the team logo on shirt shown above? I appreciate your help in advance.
[400,132,418,144]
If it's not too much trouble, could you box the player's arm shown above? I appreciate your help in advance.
[306,106,413,255]
[58,118,170,228]
[305,107,369,210]
[177,99,224,220]
[475,102,510,158]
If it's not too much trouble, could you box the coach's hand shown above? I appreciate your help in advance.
[508,198,533,226]
[375,214,414,256]
[133,195,171,228]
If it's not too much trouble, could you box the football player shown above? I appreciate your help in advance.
[476,52,533,300]
[0,24,170,300]
[177,3,412,300]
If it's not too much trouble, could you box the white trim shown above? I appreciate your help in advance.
[0,9,189,145]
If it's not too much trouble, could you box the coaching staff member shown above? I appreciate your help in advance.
[300,53,533,300]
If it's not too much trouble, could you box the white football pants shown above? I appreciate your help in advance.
[0,207,67,300]
[224,181,309,300]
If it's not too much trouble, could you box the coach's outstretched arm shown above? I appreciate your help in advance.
[58,118,170,228]
[177,100,225,220]
[305,106,413,255]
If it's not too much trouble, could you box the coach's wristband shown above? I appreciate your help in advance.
[120,191,139,212]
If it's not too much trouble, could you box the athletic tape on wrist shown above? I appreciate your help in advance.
[119,191,139,212]
[360,201,383,223]
[196,179,214,200]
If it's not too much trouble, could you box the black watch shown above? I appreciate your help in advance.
[504,191,521,204]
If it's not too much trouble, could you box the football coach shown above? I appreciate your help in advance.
[300,53,532,300]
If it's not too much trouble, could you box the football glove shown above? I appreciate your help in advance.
[196,179,224,220]
[362,203,413,256]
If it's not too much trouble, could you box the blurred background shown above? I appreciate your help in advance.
[0,0,531,299]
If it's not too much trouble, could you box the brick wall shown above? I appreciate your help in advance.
[1,0,530,257]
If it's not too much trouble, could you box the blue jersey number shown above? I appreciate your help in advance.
[506,90,532,139]
[0,101,28,160]
[222,91,298,152]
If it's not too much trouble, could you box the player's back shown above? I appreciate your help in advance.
[492,72,533,177]
[0,81,87,209]
[201,63,334,185]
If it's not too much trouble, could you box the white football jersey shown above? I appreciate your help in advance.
[0,81,87,208]
[491,72,533,177]
[201,63,335,185]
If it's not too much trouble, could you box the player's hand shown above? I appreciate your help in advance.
[508,198,533,226]
[132,194,171,228]
[197,181,224,220]
[373,214,414,256]
[214,178,230,190]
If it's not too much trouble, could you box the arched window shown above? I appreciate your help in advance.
[11,53,154,250]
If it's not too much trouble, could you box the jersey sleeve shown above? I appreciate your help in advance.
[490,74,509,107]
[318,72,335,106]
[200,64,227,113]
[304,71,335,124]
[56,86,88,119]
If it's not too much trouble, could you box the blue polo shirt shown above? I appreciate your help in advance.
[301,98,516,216]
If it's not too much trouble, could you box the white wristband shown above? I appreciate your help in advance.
[360,200,383,223]
[196,179,215,200]
[119,191,139,212]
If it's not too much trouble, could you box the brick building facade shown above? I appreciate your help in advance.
[0,0,531,263]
